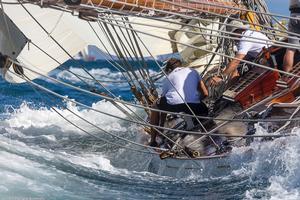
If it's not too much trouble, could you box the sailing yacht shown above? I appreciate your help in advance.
[0,0,299,176]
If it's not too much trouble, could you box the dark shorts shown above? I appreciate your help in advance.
[157,96,208,117]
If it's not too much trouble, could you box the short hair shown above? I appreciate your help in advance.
[165,58,181,73]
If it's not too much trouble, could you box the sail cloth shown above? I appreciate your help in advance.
[0,2,180,83]
[1,3,89,83]
[0,11,27,59]
[0,0,233,83]
[173,19,221,69]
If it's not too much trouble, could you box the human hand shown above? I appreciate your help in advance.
[210,76,223,86]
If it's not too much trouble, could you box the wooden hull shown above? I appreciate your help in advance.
[143,103,300,177]
[147,148,254,177]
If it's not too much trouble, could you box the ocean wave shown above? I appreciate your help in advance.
[242,128,300,199]
[2,92,300,199]
[4,100,136,134]
[0,134,129,199]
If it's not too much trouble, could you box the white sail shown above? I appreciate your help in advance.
[174,19,221,70]
[1,2,179,83]
[1,2,221,83]
[126,17,179,57]
[1,3,90,83]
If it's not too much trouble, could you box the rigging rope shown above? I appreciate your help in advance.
[95,15,300,50]
[12,70,168,152]
[25,74,161,155]
[2,0,300,150]
[5,2,188,150]
[5,1,217,151]
[79,2,300,40]
[17,1,147,123]
[94,18,300,79]
[14,70,207,164]
[8,66,298,139]
[11,60,300,124]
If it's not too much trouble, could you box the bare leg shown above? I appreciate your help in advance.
[149,103,159,146]
[283,49,295,72]
[149,112,158,143]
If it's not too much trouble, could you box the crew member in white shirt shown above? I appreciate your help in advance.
[283,0,300,72]
[211,20,271,85]
[149,58,208,146]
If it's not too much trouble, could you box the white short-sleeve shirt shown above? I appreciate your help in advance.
[162,67,202,105]
[237,30,271,58]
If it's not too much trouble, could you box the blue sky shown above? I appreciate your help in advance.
[266,0,289,15]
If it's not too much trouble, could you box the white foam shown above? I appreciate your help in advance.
[244,128,300,199]
[0,145,56,195]
[41,134,57,141]
[67,153,115,172]
[0,135,124,197]
[4,83,300,198]
[5,100,136,134]
[0,134,120,176]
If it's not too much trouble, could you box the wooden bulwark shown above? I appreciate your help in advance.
[223,47,300,109]
[223,68,280,109]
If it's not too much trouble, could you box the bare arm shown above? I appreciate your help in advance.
[199,80,208,98]
[223,53,246,77]
[211,53,246,86]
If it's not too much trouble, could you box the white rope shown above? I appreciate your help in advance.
[96,15,300,50]
[95,17,300,79]
[8,66,296,138]
[11,58,300,124]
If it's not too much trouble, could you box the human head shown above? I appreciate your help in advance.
[227,20,250,38]
[165,58,182,73]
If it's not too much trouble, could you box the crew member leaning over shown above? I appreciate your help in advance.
[149,58,208,147]
[211,20,271,85]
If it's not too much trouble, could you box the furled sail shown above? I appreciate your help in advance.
[56,0,243,16]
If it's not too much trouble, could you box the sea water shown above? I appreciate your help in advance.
[0,60,300,200]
